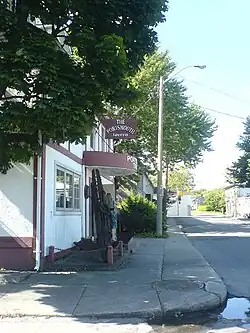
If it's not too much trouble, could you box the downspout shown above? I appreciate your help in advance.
[32,154,38,270]
[39,144,46,270]
[34,153,42,270]
[85,171,89,238]
[34,131,43,271]
[81,163,85,238]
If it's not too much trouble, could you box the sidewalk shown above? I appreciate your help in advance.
[0,218,227,320]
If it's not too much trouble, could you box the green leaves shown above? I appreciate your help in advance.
[113,51,217,176]
[227,116,250,186]
[204,189,226,212]
[168,166,195,192]
[118,194,157,233]
[0,0,169,173]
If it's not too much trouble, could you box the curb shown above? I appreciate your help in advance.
[0,298,225,321]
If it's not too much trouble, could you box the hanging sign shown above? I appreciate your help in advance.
[102,119,137,140]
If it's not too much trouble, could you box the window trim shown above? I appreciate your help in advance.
[90,128,95,149]
[54,163,81,214]
[108,139,113,152]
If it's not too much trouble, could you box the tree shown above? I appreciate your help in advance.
[227,116,250,186]
[204,189,226,212]
[168,166,195,192]
[0,0,169,173]
[112,51,216,189]
[191,189,206,199]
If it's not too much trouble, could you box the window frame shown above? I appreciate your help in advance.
[108,139,113,152]
[101,126,106,152]
[55,164,81,213]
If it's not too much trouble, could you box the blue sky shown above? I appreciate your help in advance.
[156,0,250,189]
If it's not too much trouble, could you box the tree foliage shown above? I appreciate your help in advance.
[118,194,158,234]
[204,189,226,212]
[227,116,250,186]
[168,166,195,192]
[0,0,168,173]
[191,189,206,199]
[112,51,217,177]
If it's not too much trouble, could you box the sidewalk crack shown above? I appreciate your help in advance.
[160,243,165,281]
[72,286,86,316]
[155,286,164,317]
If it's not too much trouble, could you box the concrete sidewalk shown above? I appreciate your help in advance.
[0,218,227,320]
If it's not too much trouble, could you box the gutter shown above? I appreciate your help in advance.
[33,154,40,270]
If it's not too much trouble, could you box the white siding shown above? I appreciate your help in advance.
[167,195,192,217]
[60,123,114,155]
[60,142,69,150]
[84,124,111,152]
[143,176,154,197]
[85,136,92,151]
[69,142,84,158]
[59,142,83,158]
[0,163,33,237]
[44,146,84,255]
[137,174,154,198]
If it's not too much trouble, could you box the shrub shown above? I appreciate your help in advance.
[118,194,158,234]
[204,189,226,212]
[198,205,208,212]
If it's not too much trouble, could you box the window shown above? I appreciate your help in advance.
[55,167,81,211]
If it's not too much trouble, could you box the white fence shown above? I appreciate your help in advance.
[236,197,250,218]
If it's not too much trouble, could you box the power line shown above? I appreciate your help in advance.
[125,80,247,121]
[181,76,250,106]
[198,106,245,120]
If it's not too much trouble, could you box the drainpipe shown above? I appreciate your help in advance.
[80,163,85,238]
[34,152,42,270]
[34,131,43,271]
[39,144,46,270]
[32,154,38,269]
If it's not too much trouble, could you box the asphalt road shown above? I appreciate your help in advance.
[178,216,250,298]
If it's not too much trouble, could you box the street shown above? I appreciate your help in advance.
[179,216,250,298]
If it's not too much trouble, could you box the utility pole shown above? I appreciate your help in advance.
[155,65,206,235]
[156,76,164,235]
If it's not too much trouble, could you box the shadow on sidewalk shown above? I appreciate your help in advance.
[0,239,164,325]
[0,233,228,328]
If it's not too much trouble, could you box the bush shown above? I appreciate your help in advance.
[204,189,226,212]
[198,205,208,212]
[118,194,159,234]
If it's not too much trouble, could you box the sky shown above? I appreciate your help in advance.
[156,0,250,189]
